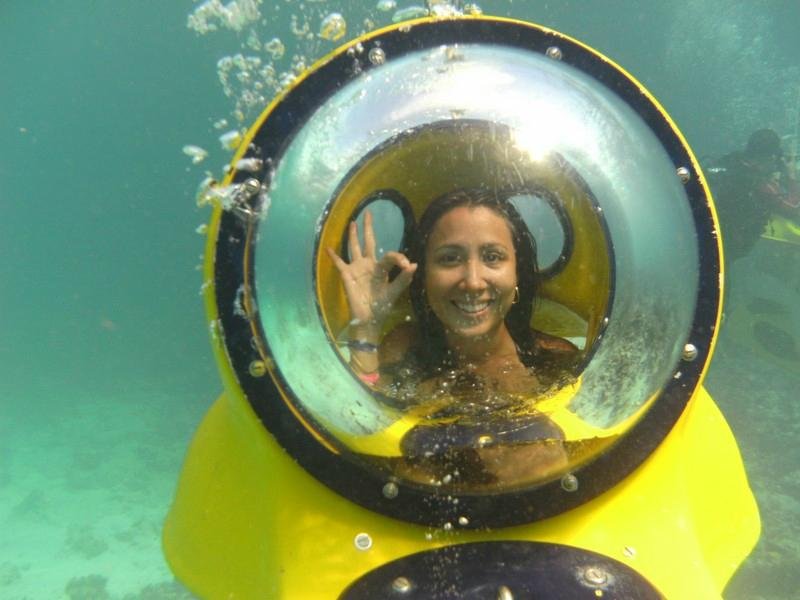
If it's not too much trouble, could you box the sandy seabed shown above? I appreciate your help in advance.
[0,384,203,599]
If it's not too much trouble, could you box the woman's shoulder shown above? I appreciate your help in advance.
[379,321,417,365]
[532,330,579,355]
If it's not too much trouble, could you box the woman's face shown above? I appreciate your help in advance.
[424,206,518,342]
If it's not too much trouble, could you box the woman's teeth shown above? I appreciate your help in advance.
[454,299,491,313]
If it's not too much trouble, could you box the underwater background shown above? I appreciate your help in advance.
[1,1,798,598]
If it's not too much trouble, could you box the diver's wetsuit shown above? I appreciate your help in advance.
[708,152,800,263]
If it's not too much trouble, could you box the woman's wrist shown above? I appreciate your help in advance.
[347,339,379,353]
[348,320,382,344]
[349,347,379,379]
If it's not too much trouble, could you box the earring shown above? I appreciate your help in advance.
[512,286,519,305]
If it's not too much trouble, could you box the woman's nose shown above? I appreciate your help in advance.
[460,259,487,291]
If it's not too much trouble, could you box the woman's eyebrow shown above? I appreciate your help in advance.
[431,243,465,252]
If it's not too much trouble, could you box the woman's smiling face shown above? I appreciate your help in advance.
[424,205,518,344]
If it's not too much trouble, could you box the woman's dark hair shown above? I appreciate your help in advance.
[406,188,539,375]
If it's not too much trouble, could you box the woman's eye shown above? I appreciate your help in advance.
[483,250,505,264]
[436,252,461,265]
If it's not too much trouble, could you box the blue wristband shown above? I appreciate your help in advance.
[348,339,379,353]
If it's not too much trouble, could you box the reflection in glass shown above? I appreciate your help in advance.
[509,193,567,273]
[349,197,405,260]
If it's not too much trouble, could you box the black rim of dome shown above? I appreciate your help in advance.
[211,17,719,528]
[340,189,416,265]
[339,541,664,599]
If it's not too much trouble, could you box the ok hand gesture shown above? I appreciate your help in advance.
[326,210,417,331]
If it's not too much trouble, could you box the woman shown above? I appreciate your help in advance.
[327,188,578,488]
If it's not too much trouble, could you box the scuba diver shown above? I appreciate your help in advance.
[708,128,800,262]
[327,188,580,489]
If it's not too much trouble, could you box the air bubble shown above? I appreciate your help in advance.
[235,157,264,173]
[265,37,285,59]
[392,6,428,22]
[195,176,220,207]
[188,0,261,34]
[278,71,296,89]
[208,318,220,340]
[377,0,396,12]
[290,14,310,38]
[428,0,460,17]
[182,145,208,164]
[219,130,243,151]
[246,30,261,51]
[320,13,347,41]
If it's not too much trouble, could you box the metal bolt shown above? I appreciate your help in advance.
[248,360,267,378]
[497,585,514,600]
[561,473,579,492]
[392,576,412,593]
[583,566,608,586]
[546,46,563,60]
[382,482,399,499]
[676,166,691,183]
[354,532,372,551]
[682,343,698,361]
[242,178,261,197]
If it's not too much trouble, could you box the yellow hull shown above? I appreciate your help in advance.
[163,385,759,599]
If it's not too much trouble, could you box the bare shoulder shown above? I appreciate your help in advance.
[533,330,579,355]
[379,321,417,365]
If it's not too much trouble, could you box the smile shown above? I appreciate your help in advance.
[453,299,493,314]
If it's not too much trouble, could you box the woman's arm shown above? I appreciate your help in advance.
[327,210,417,381]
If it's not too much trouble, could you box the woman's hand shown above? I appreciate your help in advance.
[326,210,417,336]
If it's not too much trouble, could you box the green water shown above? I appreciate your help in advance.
[1,1,798,598]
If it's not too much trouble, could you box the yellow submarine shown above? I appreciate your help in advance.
[164,16,760,599]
